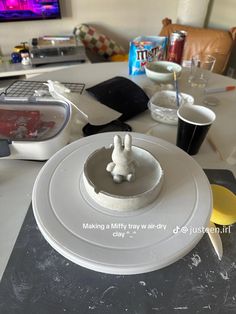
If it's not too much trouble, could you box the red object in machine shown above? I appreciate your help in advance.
[0,109,55,139]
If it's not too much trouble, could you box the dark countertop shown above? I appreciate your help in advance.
[0,169,235,314]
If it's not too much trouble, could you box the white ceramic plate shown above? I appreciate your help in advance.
[32,132,212,274]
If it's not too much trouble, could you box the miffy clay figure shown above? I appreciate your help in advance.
[106,134,136,183]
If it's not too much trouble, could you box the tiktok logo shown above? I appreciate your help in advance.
[173,226,180,234]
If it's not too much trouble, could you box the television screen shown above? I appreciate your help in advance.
[0,0,61,22]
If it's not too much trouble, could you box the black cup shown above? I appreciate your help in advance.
[176,105,216,155]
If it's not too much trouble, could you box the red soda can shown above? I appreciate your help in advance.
[167,31,186,65]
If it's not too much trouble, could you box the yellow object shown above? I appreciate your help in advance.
[210,184,236,225]
[110,54,128,62]
[13,43,29,53]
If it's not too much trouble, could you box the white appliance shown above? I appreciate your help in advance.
[0,96,72,160]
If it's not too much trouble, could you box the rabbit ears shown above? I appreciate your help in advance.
[113,134,132,151]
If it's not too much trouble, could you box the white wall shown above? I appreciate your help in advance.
[0,0,235,56]
[207,0,236,30]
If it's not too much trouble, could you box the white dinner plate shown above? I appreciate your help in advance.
[32,132,212,274]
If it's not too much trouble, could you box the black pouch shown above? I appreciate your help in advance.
[86,76,149,122]
[82,119,132,136]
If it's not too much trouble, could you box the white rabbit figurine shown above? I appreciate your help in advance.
[106,134,136,183]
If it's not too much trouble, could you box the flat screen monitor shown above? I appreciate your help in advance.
[0,0,61,22]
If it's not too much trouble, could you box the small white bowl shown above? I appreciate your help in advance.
[148,90,194,125]
[145,61,182,84]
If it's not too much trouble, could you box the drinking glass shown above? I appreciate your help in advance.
[188,54,216,88]
[187,54,218,106]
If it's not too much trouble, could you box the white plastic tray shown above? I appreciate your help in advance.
[32,132,212,274]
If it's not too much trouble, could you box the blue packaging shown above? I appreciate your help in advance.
[129,36,168,75]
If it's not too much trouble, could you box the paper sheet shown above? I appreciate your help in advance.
[208,102,236,165]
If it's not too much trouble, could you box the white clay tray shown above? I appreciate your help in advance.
[32,132,212,275]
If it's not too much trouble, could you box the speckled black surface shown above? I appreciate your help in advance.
[0,169,235,314]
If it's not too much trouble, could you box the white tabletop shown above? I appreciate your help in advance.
[0,62,235,280]
[0,61,87,78]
